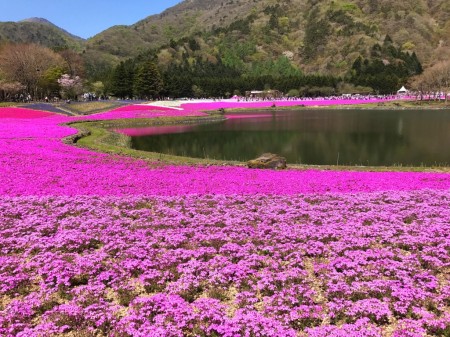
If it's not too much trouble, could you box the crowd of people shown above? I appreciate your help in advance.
[8,91,447,104]
[233,93,407,102]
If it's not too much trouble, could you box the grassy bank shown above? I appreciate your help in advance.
[67,115,236,165]
[330,99,450,110]
[55,101,130,115]
[0,102,19,108]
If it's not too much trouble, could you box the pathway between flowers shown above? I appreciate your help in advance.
[1,101,449,337]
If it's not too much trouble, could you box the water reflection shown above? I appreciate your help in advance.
[124,109,450,166]
[397,118,404,136]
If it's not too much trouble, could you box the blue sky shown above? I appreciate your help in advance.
[0,0,183,39]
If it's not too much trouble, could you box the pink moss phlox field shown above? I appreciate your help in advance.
[1,191,449,336]
[179,97,399,112]
[80,104,208,121]
[1,104,450,336]
[0,107,55,119]
[1,107,450,196]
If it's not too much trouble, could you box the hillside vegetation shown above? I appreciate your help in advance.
[0,18,84,50]
[85,0,449,75]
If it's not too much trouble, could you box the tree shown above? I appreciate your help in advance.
[352,56,363,73]
[162,70,193,98]
[268,13,279,30]
[188,38,200,52]
[278,17,290,34]
[58,49,85,77]
[133,60,163,99]
[412,60,450,101]
[0,80,26,101]
[411,52,423,74]
[90,81,105,98]
[0,43,64,99]
[39,66,64,98]
[110,61,135,99]
[58,74,83,100]
[192,84,204,98]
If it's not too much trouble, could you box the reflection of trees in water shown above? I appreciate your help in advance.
[130,109,450,166]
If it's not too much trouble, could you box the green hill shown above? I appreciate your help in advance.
[85,0,449,75]
[1,0,448,85]
[0,17,84,50]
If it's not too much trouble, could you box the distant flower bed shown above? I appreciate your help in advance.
[81,104,207,121]
[179,97,396,112]
[1,107,450,196]
[1,191,449,336]
[0,107,55,119]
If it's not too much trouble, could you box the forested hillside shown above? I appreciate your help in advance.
[0,18,84,50]
[86,0,449,73]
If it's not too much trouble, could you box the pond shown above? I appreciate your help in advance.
[122,109,450,166]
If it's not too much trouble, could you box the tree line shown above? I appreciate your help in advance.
[108,55,341,99]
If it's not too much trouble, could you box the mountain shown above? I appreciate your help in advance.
[86,0,261,57]
[0,17,84,50]
[1,0,449,78]
[84,0,449,76]
[21,18,84,42]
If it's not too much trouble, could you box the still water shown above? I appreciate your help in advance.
[126,109,450,166]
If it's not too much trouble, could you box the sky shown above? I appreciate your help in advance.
[0,0,183,39]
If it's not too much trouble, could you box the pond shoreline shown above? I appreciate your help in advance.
[67,103,450,172]
[220,101,450,113]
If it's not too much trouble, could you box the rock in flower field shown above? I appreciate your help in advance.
[0,103,449,336]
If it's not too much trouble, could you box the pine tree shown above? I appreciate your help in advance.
[411,52,423,74]
[110,61,134,99]
[133,60,163,99]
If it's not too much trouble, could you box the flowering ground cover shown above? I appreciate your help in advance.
[81,104,208,121]
[0,102,449,336]
[179,98,395,112]
[1,191,449,336]
[0,108,55,119]
[1,106,449,196]
[181,99,408,118]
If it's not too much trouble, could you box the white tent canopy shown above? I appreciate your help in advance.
[397,86,409,94]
